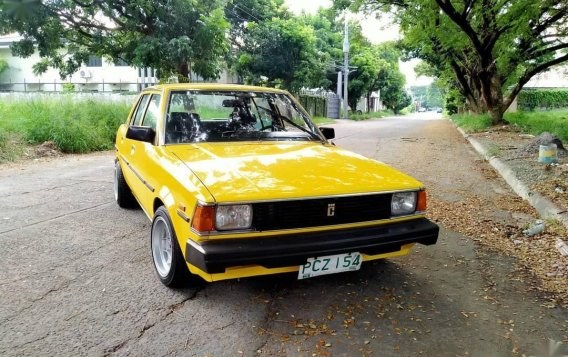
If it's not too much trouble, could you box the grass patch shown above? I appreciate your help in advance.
[311,116,336,125]
[450,110,568,141]
[349,110,393,121]
[450,113,492,132]
[0,98,131,159]
[0,131,25,163]
[504,110,568,141]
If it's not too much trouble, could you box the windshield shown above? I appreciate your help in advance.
[164,90,322,144]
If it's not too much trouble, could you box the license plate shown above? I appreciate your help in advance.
[298,252,362,280]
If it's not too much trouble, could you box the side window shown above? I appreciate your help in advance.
[142,95,161,129]
[132,95,151,126]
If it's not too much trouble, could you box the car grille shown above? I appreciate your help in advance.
[252,193,393,231]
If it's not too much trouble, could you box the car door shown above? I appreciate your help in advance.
[121,92,162,215]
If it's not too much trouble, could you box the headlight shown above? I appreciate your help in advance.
[215,204,253,230]
[391,192,417,216]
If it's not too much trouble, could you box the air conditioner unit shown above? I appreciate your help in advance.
[79,69,91,78]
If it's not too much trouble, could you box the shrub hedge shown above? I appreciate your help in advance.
[517,89,568,111]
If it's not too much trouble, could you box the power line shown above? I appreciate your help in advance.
[233,3,263,23]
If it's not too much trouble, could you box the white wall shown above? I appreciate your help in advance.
[0,46,150,92]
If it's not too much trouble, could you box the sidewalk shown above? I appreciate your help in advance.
[455,125,568,229]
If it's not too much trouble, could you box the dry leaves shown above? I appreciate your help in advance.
[429,191,568,305]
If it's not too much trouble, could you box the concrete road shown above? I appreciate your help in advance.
[1,114,566,356]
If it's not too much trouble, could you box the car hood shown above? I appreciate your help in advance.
[166,142,422,203]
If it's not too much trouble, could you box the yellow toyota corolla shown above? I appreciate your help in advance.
[114,83,439,287]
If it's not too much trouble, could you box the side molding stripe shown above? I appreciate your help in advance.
[120,155,155,193]
[177,210,190,223]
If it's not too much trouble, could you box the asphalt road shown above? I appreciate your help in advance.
[1,113,566,356]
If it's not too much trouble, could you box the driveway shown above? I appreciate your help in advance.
[0,114,566,356]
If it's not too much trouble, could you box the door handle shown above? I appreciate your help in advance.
[130,145,136,154]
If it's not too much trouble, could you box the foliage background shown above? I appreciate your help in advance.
[518,90,568,111]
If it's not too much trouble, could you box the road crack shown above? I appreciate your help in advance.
[0,201,115,235]
[104,285,206,355]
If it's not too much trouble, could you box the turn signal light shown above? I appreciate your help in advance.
[416,190,427,212]
[191,205,215,232]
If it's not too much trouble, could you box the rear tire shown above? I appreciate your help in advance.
[114,160,136,208]
[151,206,192,287]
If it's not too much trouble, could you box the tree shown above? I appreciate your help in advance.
[299,9,344,90]
[225,0,289,49]
[341,0,568,124]
[379,67,409,113]
[235,18,325,91]
[366,42,409,113]
[410,83,443,108]
[0,0,229,80]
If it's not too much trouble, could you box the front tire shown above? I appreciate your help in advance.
[114,160,136,208]
[151,206,191,287]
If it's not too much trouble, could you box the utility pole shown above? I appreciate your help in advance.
[336,71,342,98]
[343,13,349,120]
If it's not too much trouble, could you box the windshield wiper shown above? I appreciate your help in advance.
[256,105,321,141]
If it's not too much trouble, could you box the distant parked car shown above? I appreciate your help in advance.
[417,107,427,112]
[436,107,443,113]
[114,83,439,287]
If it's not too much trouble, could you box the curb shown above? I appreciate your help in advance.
[455,126,568,229]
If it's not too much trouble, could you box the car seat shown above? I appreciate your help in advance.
[166,112,201,143]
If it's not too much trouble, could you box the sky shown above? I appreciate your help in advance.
[283,0,432,87]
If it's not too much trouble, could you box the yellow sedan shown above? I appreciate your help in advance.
[114,83,439,286]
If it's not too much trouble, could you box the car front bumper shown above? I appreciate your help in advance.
[185,218,439,274]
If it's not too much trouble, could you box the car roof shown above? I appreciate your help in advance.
[143,83,289,94]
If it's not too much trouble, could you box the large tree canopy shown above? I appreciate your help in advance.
[301,10,409,111]
[234,17,326,91]
[0,0,229,80]
[340,0,568,123]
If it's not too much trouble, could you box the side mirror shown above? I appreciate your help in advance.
[126,126,155,143]
[319,127,335,140]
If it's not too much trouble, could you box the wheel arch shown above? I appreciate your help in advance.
[153,185,179,219]
[153,197,166,216]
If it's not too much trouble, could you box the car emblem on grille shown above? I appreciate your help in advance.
[327,203,336,217]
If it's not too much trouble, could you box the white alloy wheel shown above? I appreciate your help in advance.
[151,216,173,278]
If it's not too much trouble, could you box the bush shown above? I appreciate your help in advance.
[0,98,131,154]
[518,89,568,111]
[62,83,75,93]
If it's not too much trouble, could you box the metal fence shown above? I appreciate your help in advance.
[0,91,138,103]
[297,89,340,118]
[0,80,155,93]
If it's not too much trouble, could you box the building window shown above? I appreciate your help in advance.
[87,55,102,67]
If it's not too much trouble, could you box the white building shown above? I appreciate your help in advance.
[0,34,239,92]
[524,65,568,88]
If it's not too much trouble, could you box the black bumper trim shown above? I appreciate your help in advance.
[185,218,439,274]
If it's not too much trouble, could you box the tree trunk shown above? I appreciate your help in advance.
[177,61,189,81]
[479,67,505,125]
